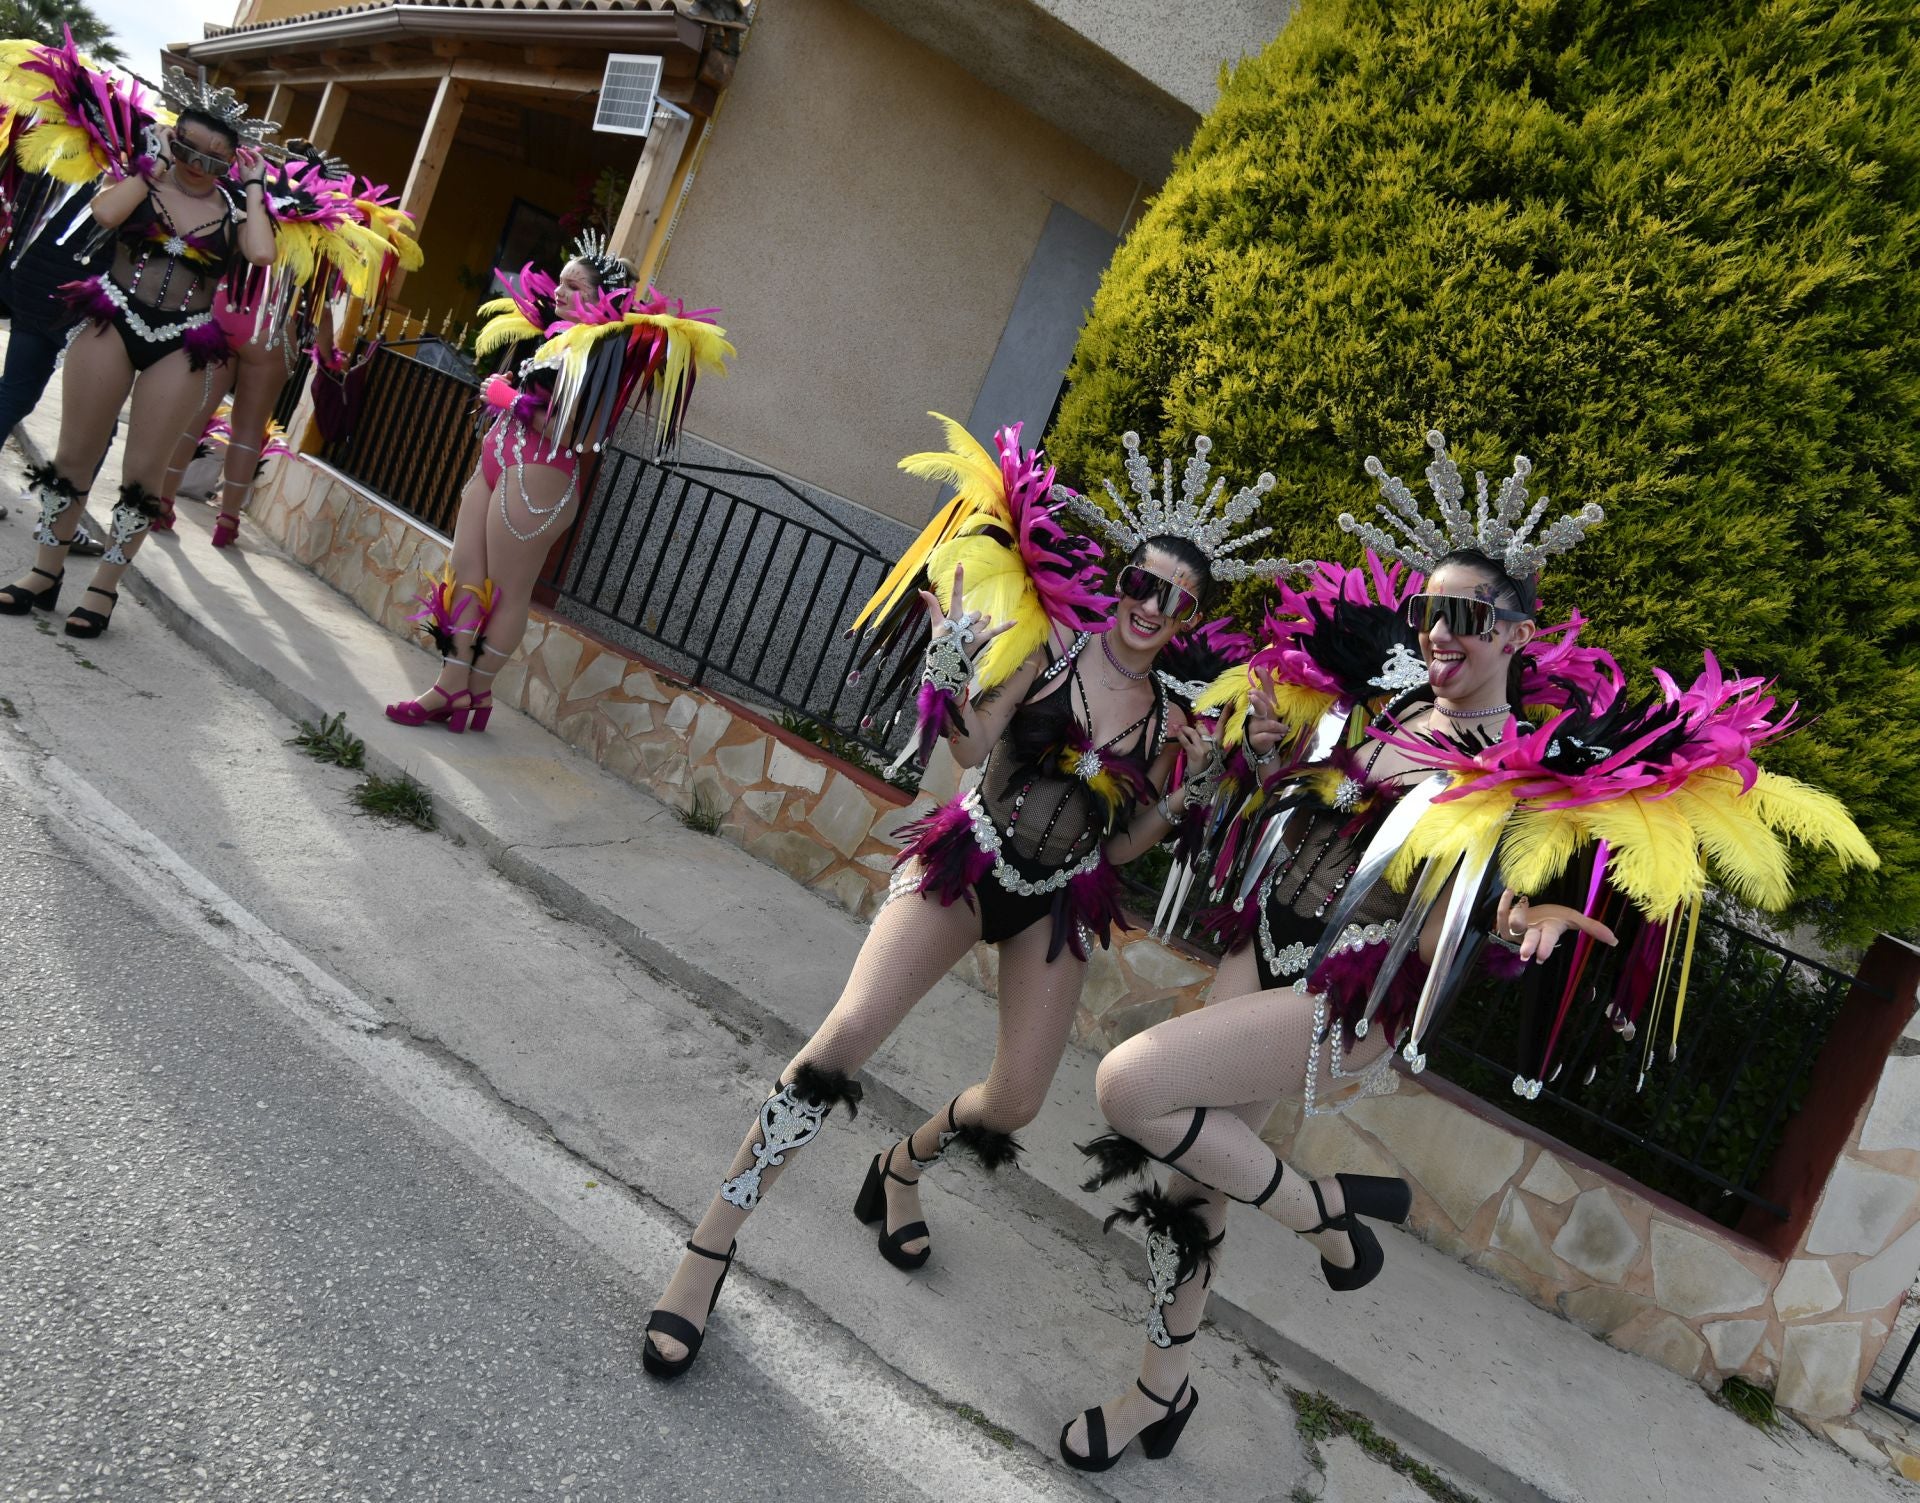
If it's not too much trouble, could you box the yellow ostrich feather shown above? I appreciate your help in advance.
[17,122,105,183]
[359,203,422,270]
[271,221,320,285]
[1269,681,1340,739]
[455,575,497,623]
[1577,791,1706,920]
[474,304,543,359]
[1386,787,1513,889]
[1494,805,1590,897]
[1194,664,1251,746]
[1746,769,1879,870]
[926,527,1050,692]
[1666,769,1793,911]
[850,414,1011,637]
[622,312,735,450]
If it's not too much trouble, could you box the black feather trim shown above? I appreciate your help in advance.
[943,1123,1022,1173]
[1077,1132,1154,1191]
[1101,1184,1220,1286]
[25,461,79,499]
[117,481,162,519]
[789,1062,862,1121]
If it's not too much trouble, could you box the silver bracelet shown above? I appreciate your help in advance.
[922,634,971,697]
[1247,735,1281,766]
[1155,793,1178,825]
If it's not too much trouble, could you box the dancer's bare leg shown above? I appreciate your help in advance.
[7,324,128,596]
[397,470,491,709]
[158,364,231,511]
[211,348,282,541]
[465,460,577,706]
[1093,977,1395,1258]
[877,915,1086,1257]
[646,886,985,1363]
[69,346,216,626]
[1064,946,1282,1460]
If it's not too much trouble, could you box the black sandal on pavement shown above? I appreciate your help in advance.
[1059,1376,1198,1472]
[64,586,117,639]
[852,1141,933,1271]
[0,566,62,614]
[1305,1173,1411,1293]
[642,1239,736,1380]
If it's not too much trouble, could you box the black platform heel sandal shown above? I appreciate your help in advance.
[853,1141,933,1271]
[0,566,63,615]
[64,586,117,639]
[1304,1173,1410,1292]
[641,1238,737,1380]
[1059,1376,1198,1472]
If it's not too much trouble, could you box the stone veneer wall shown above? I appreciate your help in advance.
[249,454,1920,1425]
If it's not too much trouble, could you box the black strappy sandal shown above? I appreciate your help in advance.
[853,1140,933,1271]
[641,1238,736,1380]
[0,566,62,615]
[1305,1173,1412,1292]
[64,586,117,639]
[1059,1375,1199,1472]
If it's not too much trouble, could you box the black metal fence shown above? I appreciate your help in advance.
[1433,913,1872,1225]
[325,344,481,536]
[539,445,919,763]
[272,349,310,431]
[1866,1311,1920,1421]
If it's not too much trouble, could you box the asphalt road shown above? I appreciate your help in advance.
[0,767,986,1503]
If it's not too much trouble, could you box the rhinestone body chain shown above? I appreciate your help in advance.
[492,416,579,542]
[1290,919,1402,1118]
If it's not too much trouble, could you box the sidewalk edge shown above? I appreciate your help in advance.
[121,557,1552,1503]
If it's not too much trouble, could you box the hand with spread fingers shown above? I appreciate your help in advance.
[918,562,1012,668]
[1245,671,1287,766]
[1495,888,1618,965]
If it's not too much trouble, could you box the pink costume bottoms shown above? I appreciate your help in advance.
[480,416,578,491]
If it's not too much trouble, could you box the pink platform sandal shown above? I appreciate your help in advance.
[148,496,178,535]
[385,680,467,727]
[212,510,242,549]
[447,687,491,734]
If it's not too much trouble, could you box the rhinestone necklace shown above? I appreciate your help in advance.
[1100,632,1151,682]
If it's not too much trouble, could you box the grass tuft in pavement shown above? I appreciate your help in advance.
[0,696,15,718]
[1289,1388,1480,1503]
[1716,1375,1782,1433]
[352,770,436,830]
[677,788,723,835]
[289,710,367,769]
[944,1403,1015,1449]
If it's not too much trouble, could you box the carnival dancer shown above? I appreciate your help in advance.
[1058,430,1877,1470]
[152,140,399,547]
[639,421,1289,1378]
[383,231,732,734]
[0,53,275,634]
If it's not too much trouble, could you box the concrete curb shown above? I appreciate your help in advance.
[121,554,1546,1503]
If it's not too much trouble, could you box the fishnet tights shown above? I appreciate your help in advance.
[649,875,1088,1360]
[1065,950,1393,1459]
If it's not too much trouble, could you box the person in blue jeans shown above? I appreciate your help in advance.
[0,175,110,549]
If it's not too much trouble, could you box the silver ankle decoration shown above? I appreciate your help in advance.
[103,496,152,566]
[33,482,76,547]
[719,1081,831,1211]
[1145,1227,1184,1349]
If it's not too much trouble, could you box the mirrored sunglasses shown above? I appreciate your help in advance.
[173,142,233,176]
[1117,564,1201,622]
[1402,593,1531,638]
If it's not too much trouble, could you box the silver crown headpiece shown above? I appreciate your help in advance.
[1339,429,1602,581]
[161,67,278,145]
[1052,432,1298,584]
[569,229,634,291]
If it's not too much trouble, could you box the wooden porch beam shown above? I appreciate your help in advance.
[609,102,693,284]
[310,81,350,151]
[235,59,604,96]
[262,83,293,132]
[392,74,468,300]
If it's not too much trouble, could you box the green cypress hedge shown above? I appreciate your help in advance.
[1049,0,1920,944]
